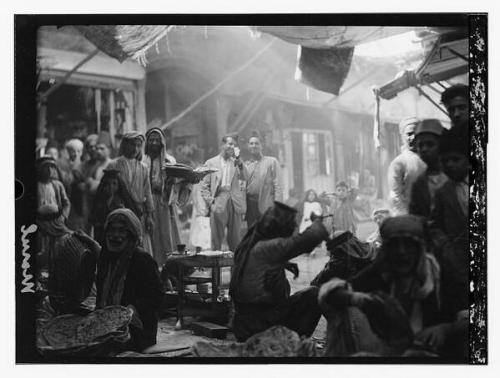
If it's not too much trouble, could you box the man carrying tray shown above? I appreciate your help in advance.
[144,127,192,266]
[201,135,249,251]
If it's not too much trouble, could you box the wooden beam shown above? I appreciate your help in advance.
[415,85,449,117]
[38,48,100,102]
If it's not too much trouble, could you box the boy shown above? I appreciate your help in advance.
[409,119,448,217]
[431,133,469,245]
[326,181,358,235]
[441,84,468,133]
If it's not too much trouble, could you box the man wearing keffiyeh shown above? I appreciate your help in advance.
[107,131,155,255]
[318,215,469,358]
[144,127,191,266]
[96,209,164,351]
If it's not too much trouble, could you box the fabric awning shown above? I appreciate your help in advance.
[256,26,424,95]
[73,25,172,64]
[254,26,418,49]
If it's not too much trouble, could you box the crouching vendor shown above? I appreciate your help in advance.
[229,202,329,341]
[318,215,444,357]
[96,209,164,351]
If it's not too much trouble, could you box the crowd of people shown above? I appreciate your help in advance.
[35,84,470,359]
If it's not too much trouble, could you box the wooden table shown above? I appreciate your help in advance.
[164,252,234,327]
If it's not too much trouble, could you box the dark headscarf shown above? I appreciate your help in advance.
[145,127,167,158]
[229,202,297,300]
[376,215,440,303]
[96,209,143,309]
[36,156,58,180]
[91,169,143,225]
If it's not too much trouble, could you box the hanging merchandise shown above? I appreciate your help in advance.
[295,45,354,95]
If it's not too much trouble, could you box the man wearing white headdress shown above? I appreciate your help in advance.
[143,127,191,266]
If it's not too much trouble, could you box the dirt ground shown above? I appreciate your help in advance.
[150,220,377,356]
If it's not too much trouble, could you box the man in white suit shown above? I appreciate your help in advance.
[201,135,249,251]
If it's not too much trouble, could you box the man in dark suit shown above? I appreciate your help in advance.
[201,135,249,251]
[409,119,447,218]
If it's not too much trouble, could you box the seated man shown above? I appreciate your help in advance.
[318,215,444,357]
[96,208,164,351]
[38,217,100,316]
[229,202,330,342]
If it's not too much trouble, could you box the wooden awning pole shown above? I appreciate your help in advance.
[415,85,449,117]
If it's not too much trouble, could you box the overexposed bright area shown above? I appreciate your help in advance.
[355,30,423,57]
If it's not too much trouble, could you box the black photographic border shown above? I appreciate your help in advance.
[14,13,487,364]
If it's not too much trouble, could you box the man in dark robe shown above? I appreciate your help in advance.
[37,217,100,316]
[96,208,164,351]
[229,202,329,342]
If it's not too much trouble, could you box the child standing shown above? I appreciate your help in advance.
[189,181,212,251]
[299,189,323,233]
[326,181,358,235]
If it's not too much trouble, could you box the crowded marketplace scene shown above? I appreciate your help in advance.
[33,25,470,359]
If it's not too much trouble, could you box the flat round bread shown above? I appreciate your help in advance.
[40,306,132,350]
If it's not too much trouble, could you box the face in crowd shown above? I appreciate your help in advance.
[416,133,440,166]
[103,177,119,197]
[306,189,317,202]
[106,220,132,254]
[46,147,59,161]
[66,145,83,163]
[402,123,417,152]
[248,136,263,156]
[147,133,163,157]
[386,236,420,276]
[38,164,57,183]
[86,138,98,161]
[444,96,468,129]
[221,136,237,159]
[95,143,110,162]
[336,185,348,199]
[441,151,469,182]
[122,138,143,159]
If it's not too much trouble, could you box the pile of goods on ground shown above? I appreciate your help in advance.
[191,326,317,357]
